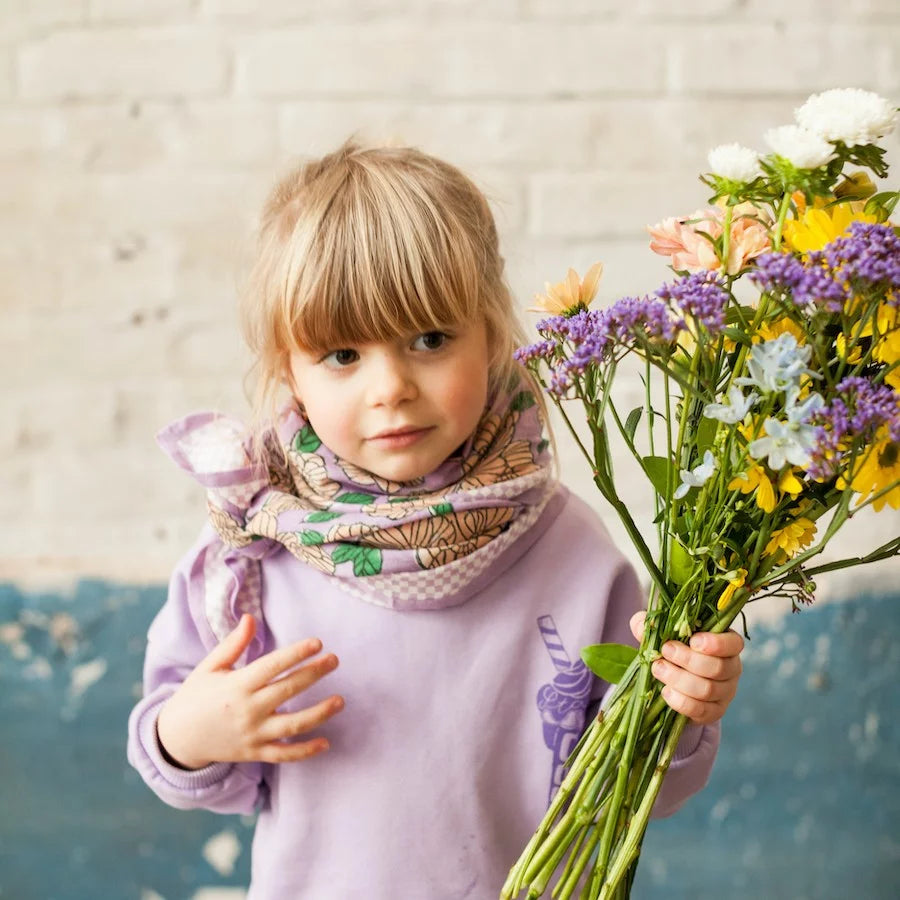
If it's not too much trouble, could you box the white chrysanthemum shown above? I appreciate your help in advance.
[764,125,835,169]
[796,88,897,146]
[707,143,761,182]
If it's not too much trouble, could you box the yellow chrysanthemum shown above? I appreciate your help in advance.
[835,331,864,364]
[729,464,776,512]
[873,303,900,367]
[843,429,900,512]
[755,316,806,346]
[530,262,603,316]
[783,204,878,254]
[763,517,817,563]
[717,567,748,610]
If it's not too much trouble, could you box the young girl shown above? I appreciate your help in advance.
[128,141,744,899]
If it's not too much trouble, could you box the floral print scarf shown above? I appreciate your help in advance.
[159,382,555,626]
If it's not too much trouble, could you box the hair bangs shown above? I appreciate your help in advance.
[281,155,484,354]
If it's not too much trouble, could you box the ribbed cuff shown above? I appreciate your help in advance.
[137,696,234,791]
[672,721,706,761]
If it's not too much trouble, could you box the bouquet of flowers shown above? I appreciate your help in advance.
[502,88,900,899]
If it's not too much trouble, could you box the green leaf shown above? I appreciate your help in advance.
[864,190,899,220]
[624,407,642,443]
[430,502,453,516]
[695,415,718,455]
[581,643,638,684]
[510,391,537,412]
[725,304,757,326]
[669,539,694,585]
[335,492,376,504]
[307,510,341,523]
[353,546,382,576]
[331,543,382,576]
[331,544,357,565]
[723,327,753,348]
[642,455,677,499]
[299,530,325,546]
[293,424,321,453]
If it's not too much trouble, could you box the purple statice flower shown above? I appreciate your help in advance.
[750,251,850,312]
[514,340,557,367]
[823,222,900,296]
[792,256,852,312]
[749,253,807,294]
[656,271,730,334]
[535,313,574,340]
[807,375,900,478]
[836,376,900,440]
[603,295,684,344]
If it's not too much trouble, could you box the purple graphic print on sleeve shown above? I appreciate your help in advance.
[535,615,594,806]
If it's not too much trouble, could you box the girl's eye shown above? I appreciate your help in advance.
[323,348,359,367]
[412,331,449,351]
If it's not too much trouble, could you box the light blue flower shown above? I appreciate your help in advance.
[703,385,759,424]
[674,450,717,499]
[735,334,817,395]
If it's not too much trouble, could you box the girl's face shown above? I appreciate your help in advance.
[288,319,490,482]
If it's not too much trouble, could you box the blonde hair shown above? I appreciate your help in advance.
[240,138,552,462]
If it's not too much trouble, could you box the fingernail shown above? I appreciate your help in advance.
[652,661,667,678]
[689,635,707,651]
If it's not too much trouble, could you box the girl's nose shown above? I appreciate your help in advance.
[366,354,418,407]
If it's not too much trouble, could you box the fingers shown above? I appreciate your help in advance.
[657,685,728,726]
[629,611,646,643]
[240,636,326,690]
[687,629,745,658]
[651,657,738,705]
[257,736,332,765]
[253,651,340,712]
[199,614,256,673]
[659,637,743,682]
[256,694,345,745]
[653,629,744,725]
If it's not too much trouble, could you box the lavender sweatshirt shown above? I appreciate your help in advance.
[127,483,719,899]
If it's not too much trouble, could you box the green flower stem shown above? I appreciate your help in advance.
[592,471,672,608]
[721,204,733,272]
[772,190,793,251]
[804,535,900,576]
[592,662,652,887]
[596,715,689,899]
[553,823,602,899]
[526,816,584,897]
[503,711,618,899]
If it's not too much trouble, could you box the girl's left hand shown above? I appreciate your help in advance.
[630,611,744,726]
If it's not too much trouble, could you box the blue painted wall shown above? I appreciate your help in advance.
[1,582,898,899]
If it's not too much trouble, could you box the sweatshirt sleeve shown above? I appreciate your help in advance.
[126,528,268,815]
[591,557,721,820]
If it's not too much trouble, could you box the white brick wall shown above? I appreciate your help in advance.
[1,1,898,605]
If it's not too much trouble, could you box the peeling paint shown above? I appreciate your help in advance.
[202,831,242,877]
[69,657,108,700]
[1,580,898,899]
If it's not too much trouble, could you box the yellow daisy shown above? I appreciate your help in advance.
[783,203,878,254]
[530,262,603,317]
[755,316,806,346]
[845,429,900,512]
[763,517,817,563]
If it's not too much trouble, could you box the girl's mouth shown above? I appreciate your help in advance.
[369,426,434,448]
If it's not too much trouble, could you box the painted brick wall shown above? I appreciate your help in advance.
[1,2,899,596]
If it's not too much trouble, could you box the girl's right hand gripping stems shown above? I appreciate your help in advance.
[155,614,344,771]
